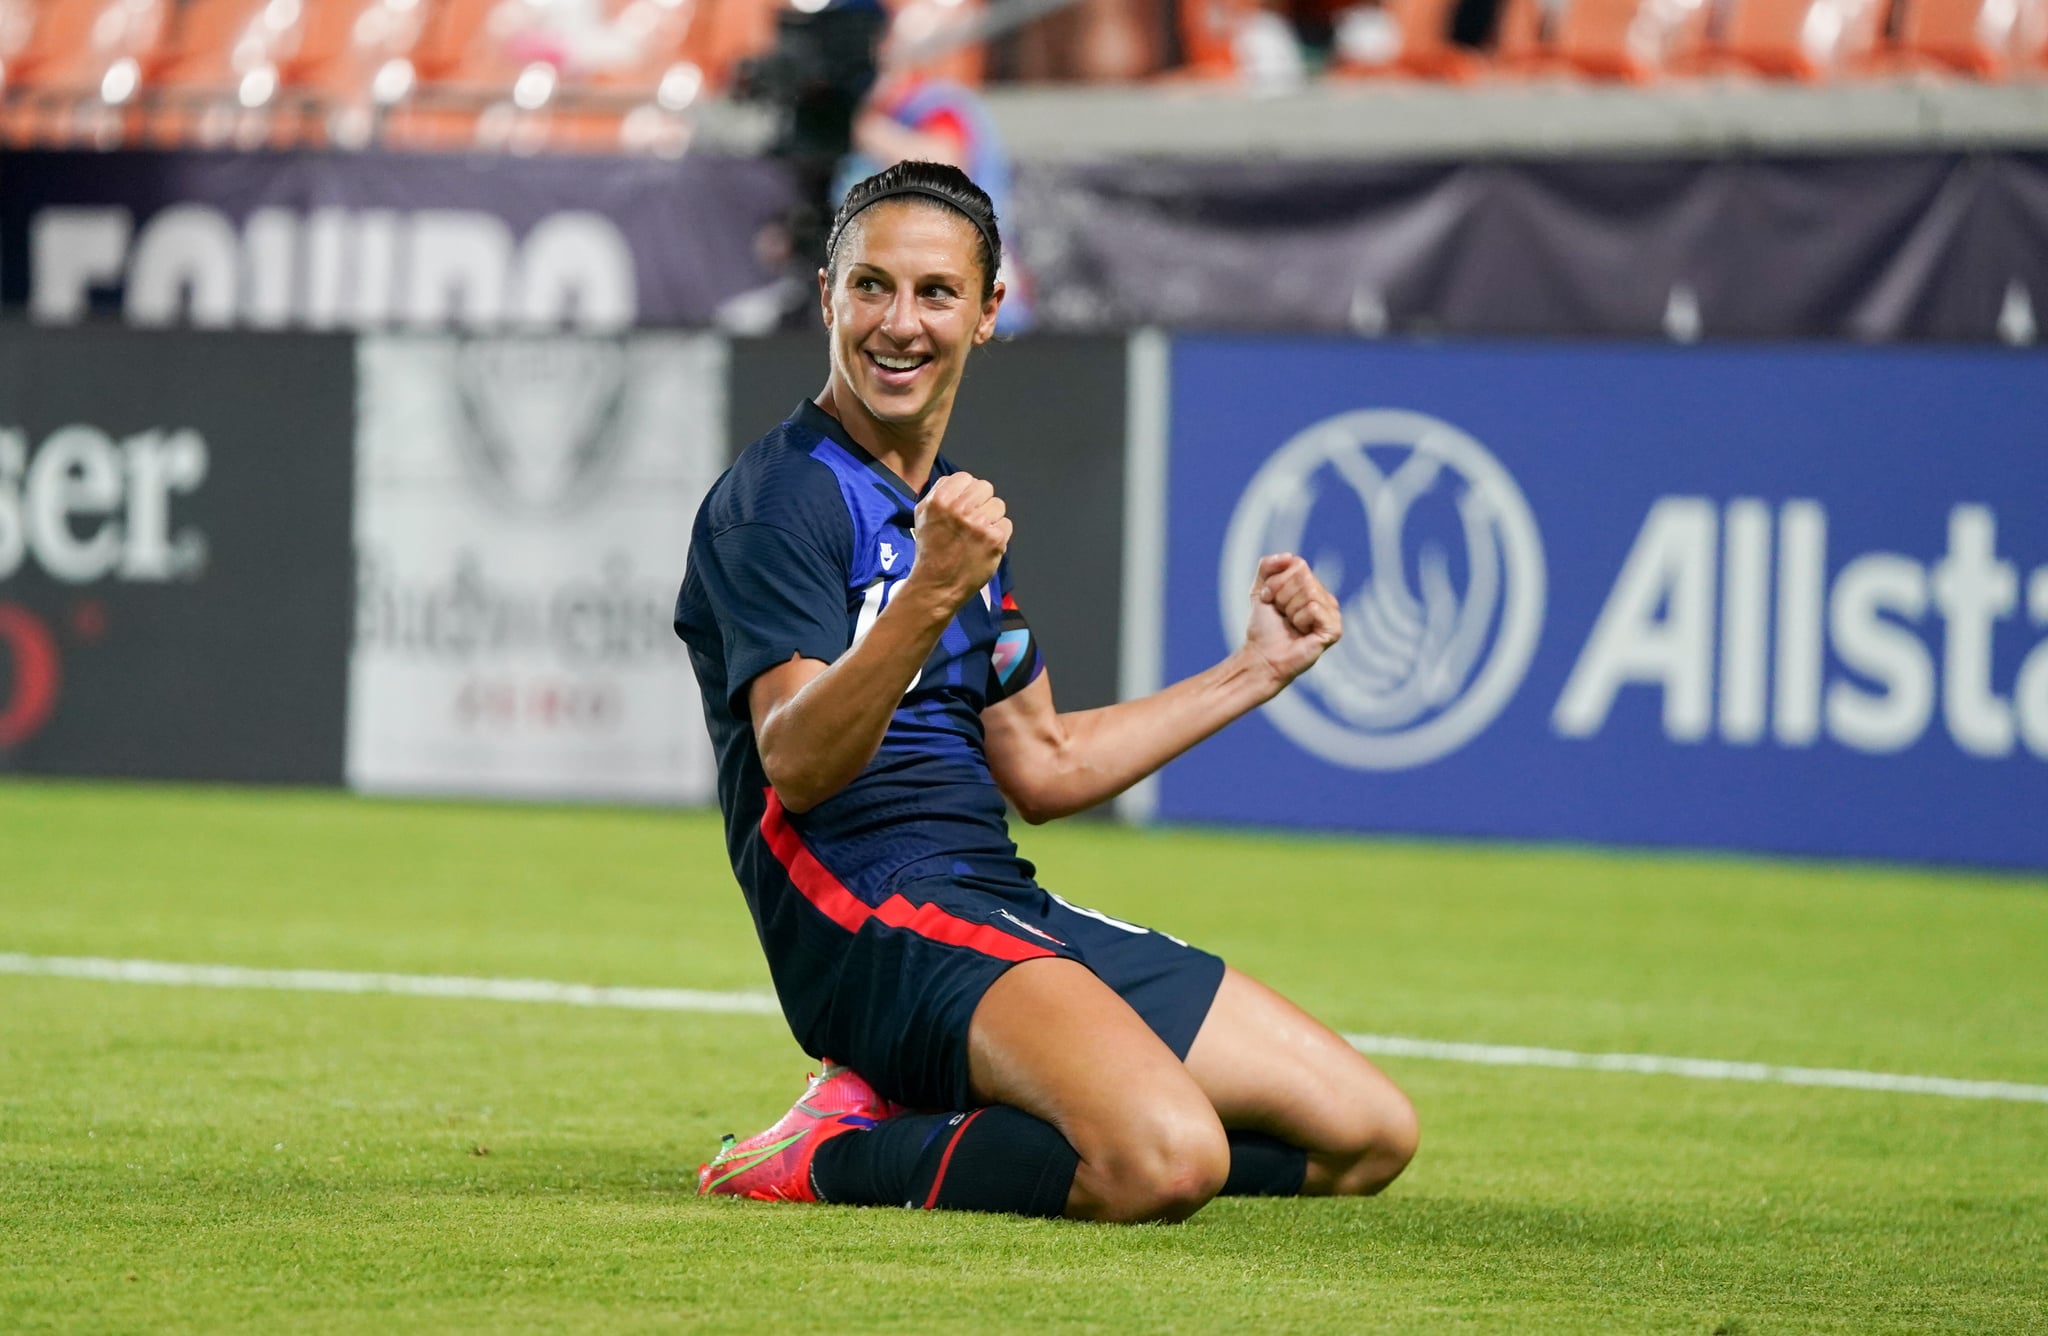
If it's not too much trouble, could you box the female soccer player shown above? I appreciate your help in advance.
[673,161,1416,1223]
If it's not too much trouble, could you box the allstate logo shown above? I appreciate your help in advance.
[1220,409,1547,770]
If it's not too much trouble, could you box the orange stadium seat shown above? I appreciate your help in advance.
[1550,0,1712,78]
[1478,0,1711,78]
[389,0,710,154]
[282,0,434,145]
[686,0,779,89]
[1,0,169,144]
[380,0,525,149]
[407,0,489,78]
[142,0,308,146]
[1718,0,1889,76]
[1489,0,1551,68]
[1174,0,1262,76]
[1326,0,1485,79]
[0,0,35,91]
[1892,0,2048,74]
[139,0,441,148]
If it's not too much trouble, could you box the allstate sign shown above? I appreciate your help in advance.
[1159,337,2048,869]
[1219,409,1546,770]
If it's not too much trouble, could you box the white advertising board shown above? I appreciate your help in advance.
[348,334,723,802]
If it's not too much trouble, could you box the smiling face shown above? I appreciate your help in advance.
[819,200,1003,448]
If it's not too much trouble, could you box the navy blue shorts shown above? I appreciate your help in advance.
[777,871,1226,1112]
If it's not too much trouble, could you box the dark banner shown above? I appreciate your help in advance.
[730,333,1129,713]
[0,326,354,783]
[0,150,798,333]
[1156,336,2048,869]
[1016,152,2048,344]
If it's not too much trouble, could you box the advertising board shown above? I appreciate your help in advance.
[1,149,796,334]
[1157,337,2048,868]
[1020,153,2048,343]
[347,334,723,802]
[0,327,354,783]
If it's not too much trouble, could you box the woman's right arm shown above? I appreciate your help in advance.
[750,471,1010,813]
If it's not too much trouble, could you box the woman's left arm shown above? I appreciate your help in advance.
[983,554,1341,823]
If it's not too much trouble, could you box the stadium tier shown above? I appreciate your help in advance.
[0,0,2045,152]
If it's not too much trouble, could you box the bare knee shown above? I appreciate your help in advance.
[1359,1088,1421,1194]
[1081,1107,1230,1224]
[1322,1086,1420,1197]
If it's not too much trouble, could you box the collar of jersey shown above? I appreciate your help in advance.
[792,399,943,503]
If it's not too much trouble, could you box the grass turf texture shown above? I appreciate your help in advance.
[1,781,2044,1334]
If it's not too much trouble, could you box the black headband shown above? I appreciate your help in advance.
[830,184,998,280]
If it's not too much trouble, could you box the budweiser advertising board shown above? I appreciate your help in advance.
[0,327,353,783]
[346,334,722,803]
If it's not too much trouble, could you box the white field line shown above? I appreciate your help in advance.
[1342,1033,2048,1105]
[6,952,2047,1106]
[0,952,780,1016]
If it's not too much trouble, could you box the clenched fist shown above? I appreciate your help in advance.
[907,471,1011,611]
[1244,553,1343,688]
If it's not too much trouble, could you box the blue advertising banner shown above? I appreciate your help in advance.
[1157,338,2048,869]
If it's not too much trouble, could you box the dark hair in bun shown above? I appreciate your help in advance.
[825,160,1002,301]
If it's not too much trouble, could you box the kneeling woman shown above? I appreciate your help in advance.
[673,161,1417,1221]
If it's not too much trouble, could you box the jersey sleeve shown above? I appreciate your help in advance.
[985,558,1046,706]
[695,521,851,719]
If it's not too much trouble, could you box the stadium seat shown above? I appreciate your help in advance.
[1891,0,2048,75]
[140,0,441,148]
[0,0,169,145]
[1173,0,1264,77]
[592,0,717,155]
[687,0,780,89]
[1550,0,1712,78]
[385,0,592,150]
[1476,0,1711,78]
[1717,0,1888,76]
[388,0,707,154]
[1325,0,1486,79]
[0,0,33,91]
[142,0,309,147]
[1489,0,1549,67]
[272,0,433,146]
[406,0,492,82]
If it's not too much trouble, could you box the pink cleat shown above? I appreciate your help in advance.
[697,1061,906,1202]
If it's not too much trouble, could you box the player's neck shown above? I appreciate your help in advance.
[815,382,952,494]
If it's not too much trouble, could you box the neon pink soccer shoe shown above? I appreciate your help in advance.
[697,1061,906,1202]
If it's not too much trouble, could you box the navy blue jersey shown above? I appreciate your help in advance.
[674,401,1046,935]
[674,401,1225,1106]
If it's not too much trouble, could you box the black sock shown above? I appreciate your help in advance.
[1220,1131,1308,1197]
[811,1106,1079,1216]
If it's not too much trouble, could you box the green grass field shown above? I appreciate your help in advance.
[2,780,2045,1334]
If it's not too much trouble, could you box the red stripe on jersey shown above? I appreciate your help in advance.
[759,790,1057,964]
[1000,591,1019,611]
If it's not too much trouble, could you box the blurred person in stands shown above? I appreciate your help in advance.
[835,0,1034,332]
[674,160,1418,1222]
